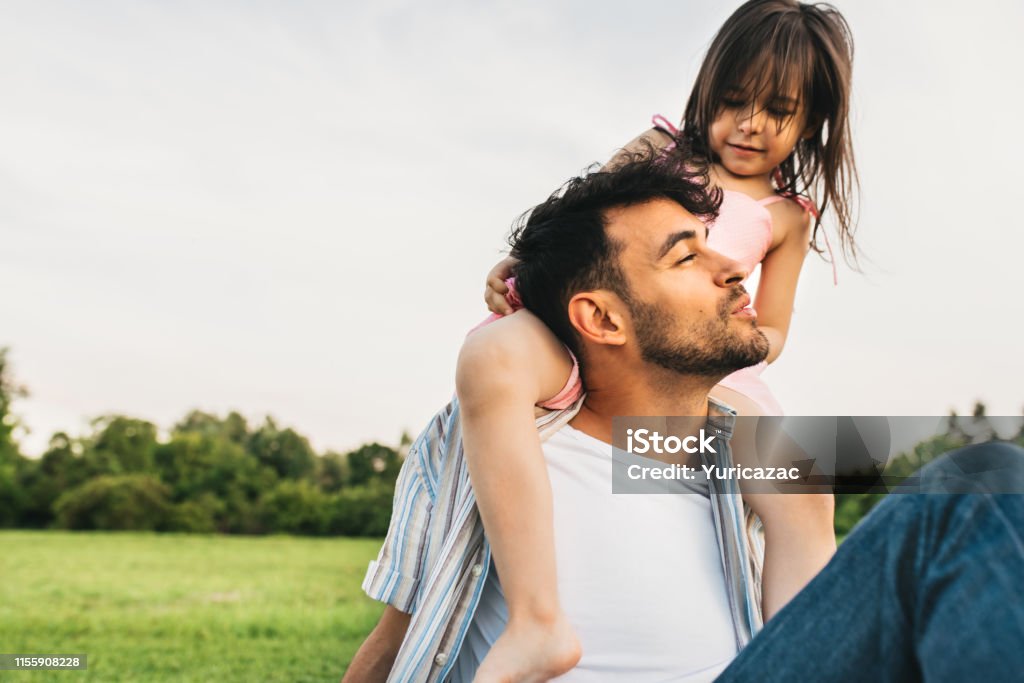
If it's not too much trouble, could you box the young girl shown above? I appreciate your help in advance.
[456,1,858,680]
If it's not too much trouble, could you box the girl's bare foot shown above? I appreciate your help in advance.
[472,612,581,683]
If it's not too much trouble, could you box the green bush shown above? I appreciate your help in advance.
[327,483,394,537]
[217,490,266,535]
[0,455,26,527]
[164,493,224,533]
[53,475,171,531]
[259,480,330,535]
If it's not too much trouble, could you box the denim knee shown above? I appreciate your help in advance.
[917,442,1024,494]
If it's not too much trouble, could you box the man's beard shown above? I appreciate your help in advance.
[630,289,770,378]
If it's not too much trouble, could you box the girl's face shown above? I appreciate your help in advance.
[708,86,811,178]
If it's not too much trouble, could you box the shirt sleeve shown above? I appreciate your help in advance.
[361,420,436,613]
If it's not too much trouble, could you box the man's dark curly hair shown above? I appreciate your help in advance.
[509,141,721,362]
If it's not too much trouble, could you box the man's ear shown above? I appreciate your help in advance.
[567,291,628,348]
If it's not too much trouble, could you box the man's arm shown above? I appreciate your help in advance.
[341,606,412,683]
[348,406,445,681]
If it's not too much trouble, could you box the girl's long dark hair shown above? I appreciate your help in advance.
[682,0,859,265]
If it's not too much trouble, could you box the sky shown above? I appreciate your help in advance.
[2,0,1023,457]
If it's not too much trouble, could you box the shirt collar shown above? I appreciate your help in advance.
[707,396,737,440]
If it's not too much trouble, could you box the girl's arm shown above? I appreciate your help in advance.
[604,127,675,170]
[753,202,813,364]
[731,205,832,620]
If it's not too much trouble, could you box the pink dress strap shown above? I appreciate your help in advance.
[651,114,679,154]
[468,277,584,410]
[537,349,583,409]
[651,114,679,135]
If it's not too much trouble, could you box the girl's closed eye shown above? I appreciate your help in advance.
[676,253,697,266]
[766,98,799,119]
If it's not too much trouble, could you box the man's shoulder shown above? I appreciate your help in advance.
[408,393,584,473]
[402,398,462,491]
[421,398,460,444]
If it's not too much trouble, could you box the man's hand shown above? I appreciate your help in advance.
[341,606,411,683]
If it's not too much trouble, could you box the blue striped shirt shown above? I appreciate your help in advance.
[362,395,764,682]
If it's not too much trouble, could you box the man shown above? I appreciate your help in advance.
[344,152,1024,682]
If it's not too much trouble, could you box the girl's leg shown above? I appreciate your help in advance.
[461,396,580,682]
[457,311,583,681]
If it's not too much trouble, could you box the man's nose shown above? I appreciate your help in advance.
[713,251,748,286]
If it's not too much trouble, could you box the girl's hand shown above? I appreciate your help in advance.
[485,256,519,315]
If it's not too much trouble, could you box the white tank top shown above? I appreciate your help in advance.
[451,424,737,682]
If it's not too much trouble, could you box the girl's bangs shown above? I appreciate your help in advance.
[735,34,815,112]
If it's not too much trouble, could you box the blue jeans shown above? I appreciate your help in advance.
[716,442,1024,683]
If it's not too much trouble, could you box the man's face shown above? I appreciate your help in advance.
[605,199,769,377]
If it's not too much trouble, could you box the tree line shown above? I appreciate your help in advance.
[1,349,1021,538]
[0,349,402,536]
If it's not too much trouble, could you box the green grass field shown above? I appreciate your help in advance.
[0,531,385,682]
